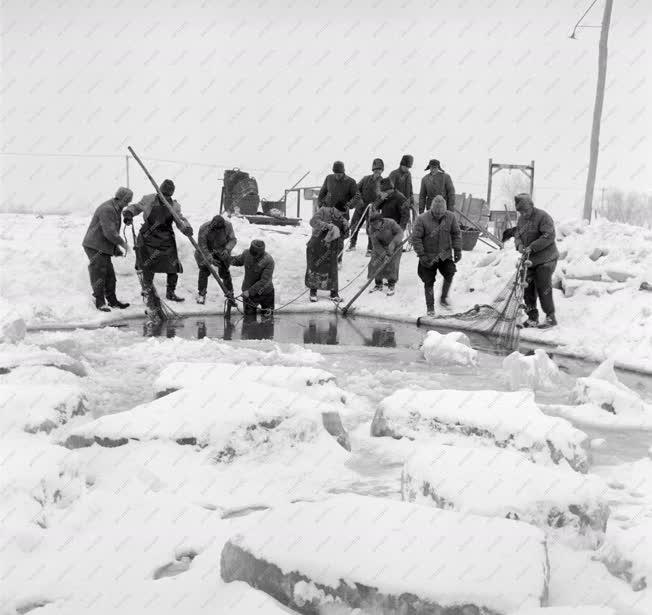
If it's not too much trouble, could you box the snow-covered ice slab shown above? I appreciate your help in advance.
[0,364,81,386]
[421,330,478,367]
[0,384,86,433]
[221,494,549,614]
[597,518,652,593]
[402,445,609,547]
[0,433,85,529]
[154,361,338,397]
[0,342,86,376]
[371,389,589,472]
[502,350,565,391]
[511,607,614,615]
[67,380,349,456]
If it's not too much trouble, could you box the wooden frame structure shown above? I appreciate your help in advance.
[486,158,535,207]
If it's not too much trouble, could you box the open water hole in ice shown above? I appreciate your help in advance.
[30,312,652,498]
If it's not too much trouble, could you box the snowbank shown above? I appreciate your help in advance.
[421,329,478,367]
[502,349,565,391]
[0,384,86,433]
[221,494,549,614]
[0,364,81,386]
[511,607,614,615]
[402,444,609,547]
[598,520,652,592]
[372,389,589,472]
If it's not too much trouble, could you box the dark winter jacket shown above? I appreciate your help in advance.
[514,207,559,267]
[374,190,411,229]
[411,209,461,262]
[389,168,413,203]
[318,174,361,213]
[418,171,456,213]
[194,218,237,266]
[82,197,127,256]
[231,249,275,296]
[357,174,381,206]
[124,194,191,232]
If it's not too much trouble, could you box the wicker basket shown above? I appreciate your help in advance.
[461,229,480,251]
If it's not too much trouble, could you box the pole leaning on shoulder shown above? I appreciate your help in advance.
[127,146,235,305]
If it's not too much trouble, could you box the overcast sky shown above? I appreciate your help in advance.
[1,0,650,217]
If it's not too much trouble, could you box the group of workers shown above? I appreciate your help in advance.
[82,154,559,328]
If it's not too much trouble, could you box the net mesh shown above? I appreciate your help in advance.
[427,254,529,351]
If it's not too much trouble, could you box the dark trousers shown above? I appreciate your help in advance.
[141,270,178,293]
[197,262,233,295]
[350,206,372,250]
[524,260,557,320]
[243,291,275,315]
[84,247,117,303]
[417,258,456,309]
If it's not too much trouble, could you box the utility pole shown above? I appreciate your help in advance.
[582,0,614,222]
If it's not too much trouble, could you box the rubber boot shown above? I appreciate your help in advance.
[424,285,435,316]
[440,277,453,307]
[330,290,342,303]
[309,289,318,303]
[107,296,130,309]
[95,297,111,313]
[538,313,558,329]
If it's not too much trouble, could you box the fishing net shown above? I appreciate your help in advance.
[424,254,530,351]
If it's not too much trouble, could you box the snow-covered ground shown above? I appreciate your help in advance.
[1,211,651,614]
[1,212,651,371]
[2,324,651,614]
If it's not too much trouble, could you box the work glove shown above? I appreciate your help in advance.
[418,255,433,267]
[117,241,129,256]
[242,290,250,299]
[454,250,462,263]
[182,225,193,237]
[123,211,133,226]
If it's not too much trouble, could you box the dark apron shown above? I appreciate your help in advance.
[135,200,183,274]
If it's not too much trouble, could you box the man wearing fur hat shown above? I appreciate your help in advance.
[123,179,193,302]
[230,240,275,315]
[419,159,456,213]
[82,186,134,312]
[513,193,559,329]
[318,161,361,220]
[412,195,461,315]
[194,215,237,305]
[389,154,415,221]
[349,158,384,254]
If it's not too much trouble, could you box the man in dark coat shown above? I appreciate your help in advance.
[513,193,560,329]
[82,186,133,312]
[230,239,275,315]
[123,179,193,302]
[367,210,404,296]
[389,154,415,221]
[349,158,383,252]
[194,215,237,304]
[318,161,360,220]
[411,196,462,315]
[419,159,456,213]
[374,177,411,230]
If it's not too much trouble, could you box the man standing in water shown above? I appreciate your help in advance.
[412,195,461,316]
[123,179,193,302]
[513,193,559,329]
[82,186,133,312]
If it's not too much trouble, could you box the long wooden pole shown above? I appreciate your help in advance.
[341,236,411,316]
[127,146,234,304]
[582,0,613,222]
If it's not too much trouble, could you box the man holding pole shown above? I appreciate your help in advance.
[194,215,237,305]
[123,179,193,302]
